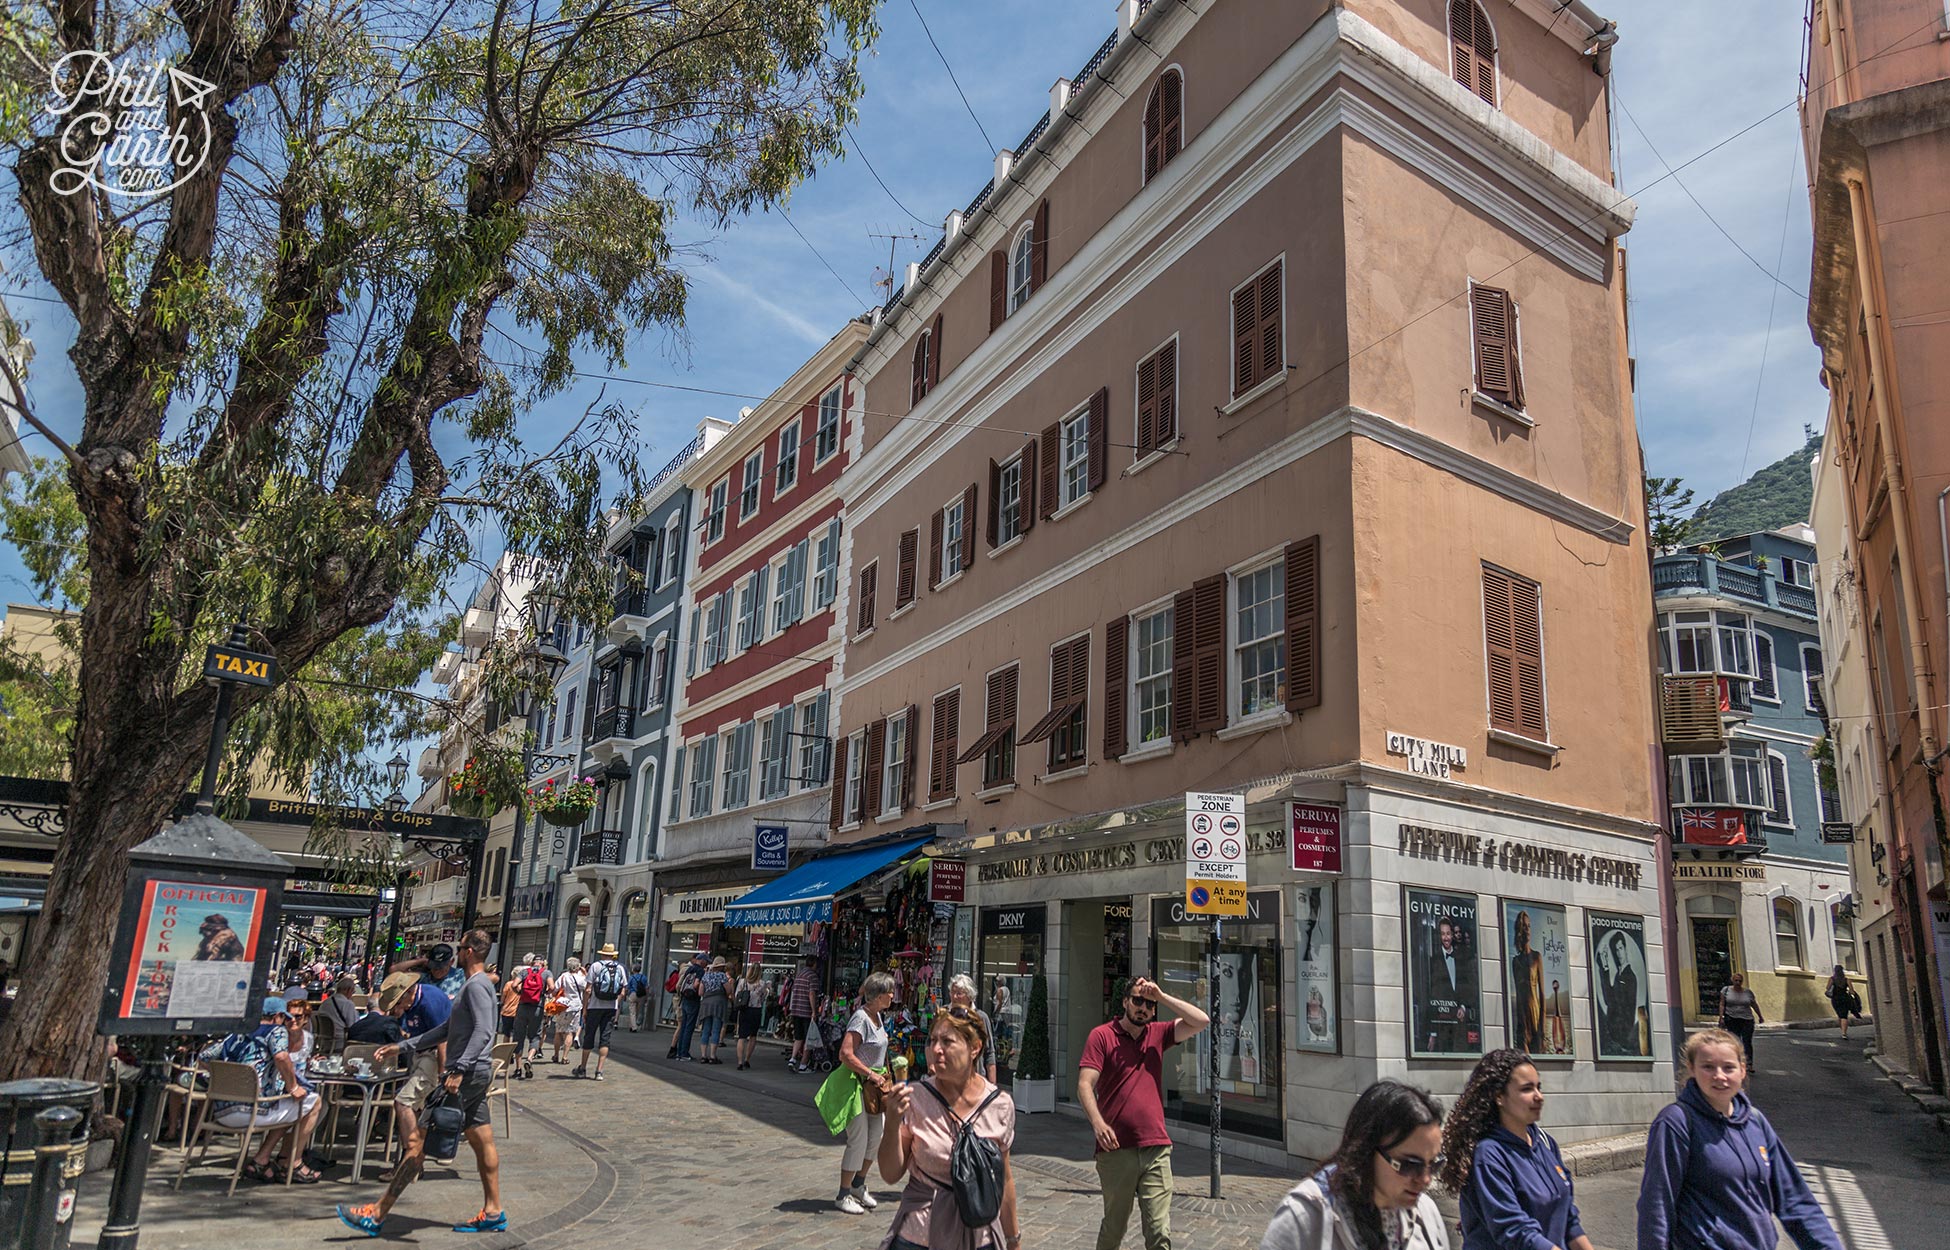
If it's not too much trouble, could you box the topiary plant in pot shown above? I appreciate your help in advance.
[1014,968,1055,1112]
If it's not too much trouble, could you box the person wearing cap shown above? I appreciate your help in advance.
[370,969,452,1176]
[391,943,468,998]
[197,996,324,1183]
[576,943,627,1080]
[669,950,709,1061]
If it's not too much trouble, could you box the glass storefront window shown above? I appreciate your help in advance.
[623,891,649,974]
[979,906,1046,1085]
[661,924,712,1026]
[1149,891,1283,1140]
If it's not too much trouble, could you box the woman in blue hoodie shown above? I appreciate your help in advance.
[1438,1049,1592,1250]
[1636,1028,1841,1250]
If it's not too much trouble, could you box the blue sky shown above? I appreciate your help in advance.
[2,0,1826,612]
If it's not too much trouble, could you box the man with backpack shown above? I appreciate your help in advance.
[667,949,708,1061]
[576,943,627,1080]
[511,954,550,1079]
[627,966,650,1031]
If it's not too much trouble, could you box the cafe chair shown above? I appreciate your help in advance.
[161,1060,208,1154]
[173,1060,295,1196]
[486,1041,518,1139]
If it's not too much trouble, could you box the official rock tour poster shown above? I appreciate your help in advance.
[1588,910,1653,1060]
[1502,900,1574,1057]
[119,879,265,1020]
[1405,888,1482,1059]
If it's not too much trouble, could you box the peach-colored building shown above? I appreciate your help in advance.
[1800,0,1950,1092]
[829,0,1668,1158]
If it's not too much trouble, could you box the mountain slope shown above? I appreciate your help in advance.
[1691,432,1822,543]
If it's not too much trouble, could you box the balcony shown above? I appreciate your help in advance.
[416,745,444,782]
[460,605,495,645]
[1652,553,1817,621]
[1670,808,1768,856]
[431,648,462,685]
[1659,675,1726,751]
[583,704,636,762]
[412,877,465,909]
[604,584,653,649]
[577,828,625,867]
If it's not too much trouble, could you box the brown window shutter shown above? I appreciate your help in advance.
[863,718,886,814]
[858,561,877,633]
[1161,69,1183,166]
[828,735,850,827]
[1232,280,1259,396]
[1069,633,1090,739]
[1171,588,1197,740]
[1039,423,1059,519]
[1471,284,1513,405]
[1020,438,1038,534]
[1450,0,1476,92]
[896,529,918,607]
[987,667,1009,729]
[986,459,1001,548]
[1144,80,1164,183]
[1156,339,1177,444]
[911,334,928,406]
[1483,565,1518,733]
[901,703,919,809]
[929,510,944,590]
[1256,262,1283,387]
[1136,352,1158,458]
[1031,199,1049,291]
[960,483,977,569]
[929,313,944,391]
[1506,297,1525,409]
[1471,3,1496,104]
[1104,616,1129,758]
[1512,576,1546,739]
[1284,535,1322,712]
[990,251,1008,332]
[1087,386,1109,492]
[931,689,960,800]
[1003,664,1018,723]
[1192,573,1226,732]
[1049,642,1072,717]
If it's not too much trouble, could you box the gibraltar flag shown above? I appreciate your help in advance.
[1680,808,1748,846]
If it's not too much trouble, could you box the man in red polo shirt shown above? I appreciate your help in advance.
[1076,975,1211,1250]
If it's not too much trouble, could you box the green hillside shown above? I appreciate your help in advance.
[1691,432,1822,543]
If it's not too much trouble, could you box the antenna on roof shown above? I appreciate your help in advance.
[867,229,925,299]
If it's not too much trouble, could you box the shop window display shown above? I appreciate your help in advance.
[1149,891,1283,1140]
[979,905,1047,1085]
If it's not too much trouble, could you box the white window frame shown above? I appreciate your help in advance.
[911,326,934,402]
[940,495,966,581]
[795,691,830,791]
[705,479,728,544]
[1773,897,1804,969]
[1716,611,1756,679]
[1752,631,1779,703]
[735,574,760,652]
[1660,610,1717,675]
[758,710,791,802]
[740,449,764,520]
[1227,256,1287,404]
[720,722,753,810]
[881,708,909,817]
[1729,742,1768,809]
[1131,600,1175,747]
[813,520,841,609]
[687,737,717,818]
[1132,333,1181,463]
[1229,554,1287,723]
[774,419,801,497]
[661,513,683,588]
[770,545,804,636]
[1801,643,1826,717]
[814,384,843,466]
[1815,759,1844,823]
[699,595,722,669]
[997,455,1025,546]
[843,729,866,824]
[1831,902,1858,972]
[1779,556,1813,588]
[646,635,669,709]
[635,758,660,860]
[1009,223,1035,313]
[1445,0,1501,109]
[1058,408,1090,509]
[1764,748,1794,828]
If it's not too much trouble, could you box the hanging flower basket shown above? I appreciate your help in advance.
[529,776,599,827]
[447,752,523,818]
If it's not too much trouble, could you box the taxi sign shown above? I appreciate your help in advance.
[203,642,278,687]
[1185,791,1247,916]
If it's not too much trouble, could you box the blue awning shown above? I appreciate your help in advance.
[723,834,935,927]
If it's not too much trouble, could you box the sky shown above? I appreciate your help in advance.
[1,0,1829,606]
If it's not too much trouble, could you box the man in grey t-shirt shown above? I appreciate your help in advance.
[338,929,507,1237]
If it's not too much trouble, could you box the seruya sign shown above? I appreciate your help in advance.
[47,52,217,198]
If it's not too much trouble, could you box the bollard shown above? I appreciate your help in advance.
[19,1106,82,1250]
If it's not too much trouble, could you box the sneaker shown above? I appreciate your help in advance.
[835,1192,866,1215]
[592,1072,605,1081]
[851,1185,878,1210]
[572,1067,586,1078]
[336,1204,385,1238]
[453,1209,509,1233]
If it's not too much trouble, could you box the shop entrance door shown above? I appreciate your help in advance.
[978,906,1046,1086]
[1693,918,1736,1019]
[1062,900,1133,1100]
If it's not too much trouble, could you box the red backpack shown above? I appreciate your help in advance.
[519,965,548,1005]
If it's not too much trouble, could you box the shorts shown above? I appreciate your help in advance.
[214,1090,320,1129]
[451,1070,493,1130]
[790,1015,811,1041]
[737,1006,762,1038]
[395,1052,444,1111]
[581,1007,618,1051]
[554,1007,583,1038]
[498,1015,517,1038]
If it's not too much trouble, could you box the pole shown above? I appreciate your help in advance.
[495,784,529,965]
[460,833,485,935]
[382,869,405,976]
[96,1041,164,1250]
[1209,917,1222,1200]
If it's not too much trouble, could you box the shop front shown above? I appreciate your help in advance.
[977,905,1045,1084]
[657,884,757,1026]
[1150,890,1285,1141]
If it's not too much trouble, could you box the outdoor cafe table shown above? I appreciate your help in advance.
[306,1067,406,1183]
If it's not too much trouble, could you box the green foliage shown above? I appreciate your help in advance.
[1017,969,1053,1082]
[1644,475,1700,553]
[1690,433,1824,544]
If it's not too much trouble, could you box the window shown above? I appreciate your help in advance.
[661,514,683,588]
[1134,605,1174,745]
[996,456,1025,545]
[1661,611,1716,674]
[958,664,1018,789]
[1773,898,1803,969]
[700,595,724,668]
[910,314,942,405]
[1058,409,1090,509]
[720,723,753,810]
[1753,632,1778,702]
[856,560,878,633]
[1669,751,1773,809]
[544,698,558,748]
[1482,564,1546,740]
[1779,556,1814,588]
[813,519,842,608]
[1230,259,1284,399]
[1017,635,1089,772]
[1832,904,1858,972]
[1764,750,1793,827]
[705,479,727,543]
[881,709,909,816]
[647,638,669,708]
[1233,561,1286,719]
[1449,0,1497,106]
[740,449,764,520]
[775,420,801,494]
[1143,68,1183,183]
[1717,612,1755,679]
[895,529,919,609]
[687,737,716,818]
[933,493,969,587]
[1815,761,1844,823]
[772,540,808,633]
[843,730,865,824]
[1135,338,1178,458]
[666,748,685,824]
[563,689,577,740]
[929,688,960,802]
[759,711,791,801]
[1010,224,1035,314]
[815,385,843,464]
[1469,282,1524,411]
[736,571,763,651]
[1729,742,1768,809]
[796,692,830,788]
[1802,644,1827,719]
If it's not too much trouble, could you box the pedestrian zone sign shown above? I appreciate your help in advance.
[1184,791,1247,916]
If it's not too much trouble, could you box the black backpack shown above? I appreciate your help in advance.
[915,1080,1005,1228]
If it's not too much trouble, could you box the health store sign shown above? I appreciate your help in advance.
[1184,791,1247,917]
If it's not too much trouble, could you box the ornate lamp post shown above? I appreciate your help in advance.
[493,610,573,962]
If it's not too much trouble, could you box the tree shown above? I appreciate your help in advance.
[0,0,879,1082]
[1643,475,1700,553]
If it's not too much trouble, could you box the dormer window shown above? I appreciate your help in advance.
[1143,69,1183,183]
[1449,0,1498,106]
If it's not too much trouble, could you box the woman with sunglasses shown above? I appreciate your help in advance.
[878,1006,1020,1250]
[1438,1049,1591,1250]
[1261,1080,1448,1250]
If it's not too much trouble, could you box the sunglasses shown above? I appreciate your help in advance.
[1377,1151,1444,1179]
[1128,998,1159,1010]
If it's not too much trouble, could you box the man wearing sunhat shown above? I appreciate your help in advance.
[370,968,451,1174]
[576,942,627,1080]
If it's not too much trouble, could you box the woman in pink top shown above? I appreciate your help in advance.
[876,1008,1021,1250]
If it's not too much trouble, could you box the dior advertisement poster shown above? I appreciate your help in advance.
[1293,883,1337,1053]
[1406,888,1483,1058]
[1502,900,1574,1057]
[1589,910,1653,1060]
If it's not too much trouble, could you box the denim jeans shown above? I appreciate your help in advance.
[675,997,700,1057]
[700,1010,725,1047]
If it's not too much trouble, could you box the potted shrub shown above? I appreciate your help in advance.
[530,776,598,827]
[1013,969,1056,1113]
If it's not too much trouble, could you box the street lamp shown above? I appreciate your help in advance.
[493,613,576,962]
[387,750,409,793]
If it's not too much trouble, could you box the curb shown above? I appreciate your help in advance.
[1561,1132,1645,1177]
[1866,1052,1950,1136]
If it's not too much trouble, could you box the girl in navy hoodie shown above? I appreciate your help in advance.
[1636,1028,1841,1250]
[1438,1049,1593,1250]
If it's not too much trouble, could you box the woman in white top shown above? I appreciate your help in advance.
[551,957,586,1063]
[1260,1080,1449,1250]
[836,971,896,1215]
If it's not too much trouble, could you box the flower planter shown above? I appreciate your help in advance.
[1012,1077,1056,1114]
[448,794,497,820]
[539,805,593,828]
